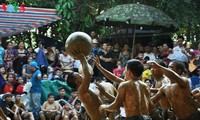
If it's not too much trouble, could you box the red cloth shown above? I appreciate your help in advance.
[3,84,14,94]
[15,85,24,94]
[113,67,125,78]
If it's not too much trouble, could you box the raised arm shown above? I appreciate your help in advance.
[94,56,124,83]
[148,61,188,87]
[72,49,91,93]
[99,83,125,112]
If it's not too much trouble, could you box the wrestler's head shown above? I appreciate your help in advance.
[168,61,185,75]
[67,72,84,90]
[152,60,167,77]
[125,59,144,80]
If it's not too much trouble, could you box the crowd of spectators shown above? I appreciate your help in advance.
[0,32,200,120]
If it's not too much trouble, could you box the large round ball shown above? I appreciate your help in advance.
[65,32,92,58]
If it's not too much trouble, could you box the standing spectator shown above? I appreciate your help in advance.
[160,43,171,65]
[29,61,42,119]
[152,46,159,59]
[22,56,34,81]
[119,44,131,67]
[112,43,121,68]
[4,41,15,72]
[113,60,125,78]
[14,41,27,76]
[90,38,100,77]
[99,43,114,82]
[143,44,156,61]
[26,46,34,58]
[0,39,4,66]
[168,36,189,63]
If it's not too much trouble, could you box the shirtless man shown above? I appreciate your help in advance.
[96,77,117,120]
[95,58,152,120]
[67,50,105,120]
[151,60,171,120]
[149,61,200,120]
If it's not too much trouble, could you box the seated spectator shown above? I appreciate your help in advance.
[68,89,78,104]
[42,74,48,80]
[3,93,21,120]
[61,101,78,120]
[15,76,25,94]
[39,93,61,120]
[55,87,69,102]
[1,73,15,94]
[14,92,34,120]
[0,97,10,120]
[52,67,63,81]
[22,56,33,81]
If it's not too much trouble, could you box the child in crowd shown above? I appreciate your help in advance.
[1,73,15,94]
[142,63,152,82]
[39,93,61,120]
[113,60,125,78]
[55,87,69,102]
[42,74,48,80]
[15,76,25,94]
[14,92,35,120]
[52,67,63,81]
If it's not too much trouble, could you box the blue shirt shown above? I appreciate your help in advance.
[30,69,42,93]
[0,46,4,65]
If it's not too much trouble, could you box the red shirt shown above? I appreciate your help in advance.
[16,85,24,94]
[3,83,14,94]
[113,67,125,78]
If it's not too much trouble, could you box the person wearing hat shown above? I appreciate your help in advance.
[29,61,42,119]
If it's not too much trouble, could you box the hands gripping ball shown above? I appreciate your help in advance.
[65,32,92,58]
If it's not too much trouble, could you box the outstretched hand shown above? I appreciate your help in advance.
[71,49,84,60]
[93,56,101,67]
[147,61,160,69]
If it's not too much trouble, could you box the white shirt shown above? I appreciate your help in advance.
[59,54,74,67]
[168,46,188,62]
[143,52,156,61]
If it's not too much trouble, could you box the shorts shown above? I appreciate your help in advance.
[39,110,61,118]
[126,115,152,120]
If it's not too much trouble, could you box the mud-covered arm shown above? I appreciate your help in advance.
[72,49,91,93]
[94,56,124,83]
[148,61,188,87]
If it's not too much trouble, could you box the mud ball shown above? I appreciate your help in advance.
[65,32,92,58]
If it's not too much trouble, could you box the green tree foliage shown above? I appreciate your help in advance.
[1,0,200,48]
